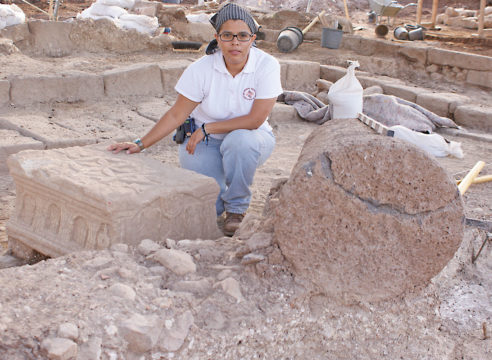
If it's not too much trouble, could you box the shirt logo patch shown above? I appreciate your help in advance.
[243,88,256,101]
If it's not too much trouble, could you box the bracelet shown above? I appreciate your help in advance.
[133,138,145,152]
[201,123,209,145]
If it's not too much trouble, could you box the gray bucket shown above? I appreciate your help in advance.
[321,28,343,49]
[276,26,303,53]
[408,27,424,40]
[393,26,409,40]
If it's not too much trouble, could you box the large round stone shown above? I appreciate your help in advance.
[273,118,464,303]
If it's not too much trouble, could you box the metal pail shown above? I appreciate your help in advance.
[321,28,343,49]
[393,26,409,40]
[408,27,424,40]
[276,26,304,53]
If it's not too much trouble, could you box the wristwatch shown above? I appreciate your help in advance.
[133,138,145,152]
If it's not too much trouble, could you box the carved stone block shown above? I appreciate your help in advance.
[7,145,221,259]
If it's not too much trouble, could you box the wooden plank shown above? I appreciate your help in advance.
[430,0,439,28]
[416,0,423,25]
[478,0,486,38]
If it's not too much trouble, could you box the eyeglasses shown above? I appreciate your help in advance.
[218,32,254,42]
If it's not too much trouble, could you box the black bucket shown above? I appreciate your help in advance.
[276,26,304,53]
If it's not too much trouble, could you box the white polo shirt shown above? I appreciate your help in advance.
[175,46,283,140]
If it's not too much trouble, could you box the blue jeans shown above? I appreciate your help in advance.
[179,128,275,216]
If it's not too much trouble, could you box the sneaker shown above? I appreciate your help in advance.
[223,212,245,236]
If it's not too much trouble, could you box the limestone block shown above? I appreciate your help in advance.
[271,118,463,303]
[356,75,388,90]
[454,104,492,132]
[379,83,425,102]
[461,17,478,29]
[320,65,346,83]
[0,129,44,174]
[268,103,300,128]
[446,16,466,27]
[0,80,9,107]
[466,70,492,89]
[445,7,459,17]
[159,60,191,95]
[0,115,96,149]
[6,145,221,259]
[10,73,104,105]
[132,0,159,17]
[416,92,470,117]
[280,60,320,92]
[258,28,279,43]
[436,13,447,24]
[486,6,492,16]
[28,20,74,57]
[397,46,427,65]
[427,48,492,72]
[104,64,163,97]
[0,22,30,44]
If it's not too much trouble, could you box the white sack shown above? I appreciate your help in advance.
[328,60,363,119]
[87,3,128,18]
[119,14,158,34]
[0,4,25,30]
[390,125,464,158]
[97,0,135,9]
[186,13,212,23]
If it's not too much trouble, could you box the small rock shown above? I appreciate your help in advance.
[214,277,245,303]
[120,314,162,354]
[105,324,118,336]
[171,278,213,296]
[216,269,234,281]
[57,323,79,340]
[160,311,194,352]
[117,267,136,280]
[109,283,136,301]
[110,243,128,253]
[153,297,173,309]
[151,249,196,275]
[41,338,78,360]
[138,239,161,256]
[246,232,272,251]
[166,238,176,249]
[426,64,440,73]
[78,336,102,360]
[0,254,25,269]
[241,253,265,265]
[83,256,113,270]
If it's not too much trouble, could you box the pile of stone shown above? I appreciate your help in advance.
[437,6,492,29]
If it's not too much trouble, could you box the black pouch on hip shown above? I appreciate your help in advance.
[173,117,196,144]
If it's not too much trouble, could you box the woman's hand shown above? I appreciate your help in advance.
[186,129,205,155]
[107,142,141,154]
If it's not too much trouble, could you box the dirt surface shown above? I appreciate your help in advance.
[0,0,491,359]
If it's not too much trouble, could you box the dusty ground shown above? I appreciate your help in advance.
[0,0,491,359]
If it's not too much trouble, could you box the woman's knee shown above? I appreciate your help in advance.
[221,129,260,156]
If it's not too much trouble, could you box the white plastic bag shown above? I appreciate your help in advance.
[390,125,464,158]
[328,60,363,119]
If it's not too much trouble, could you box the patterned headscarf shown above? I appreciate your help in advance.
[206,3,258,55]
